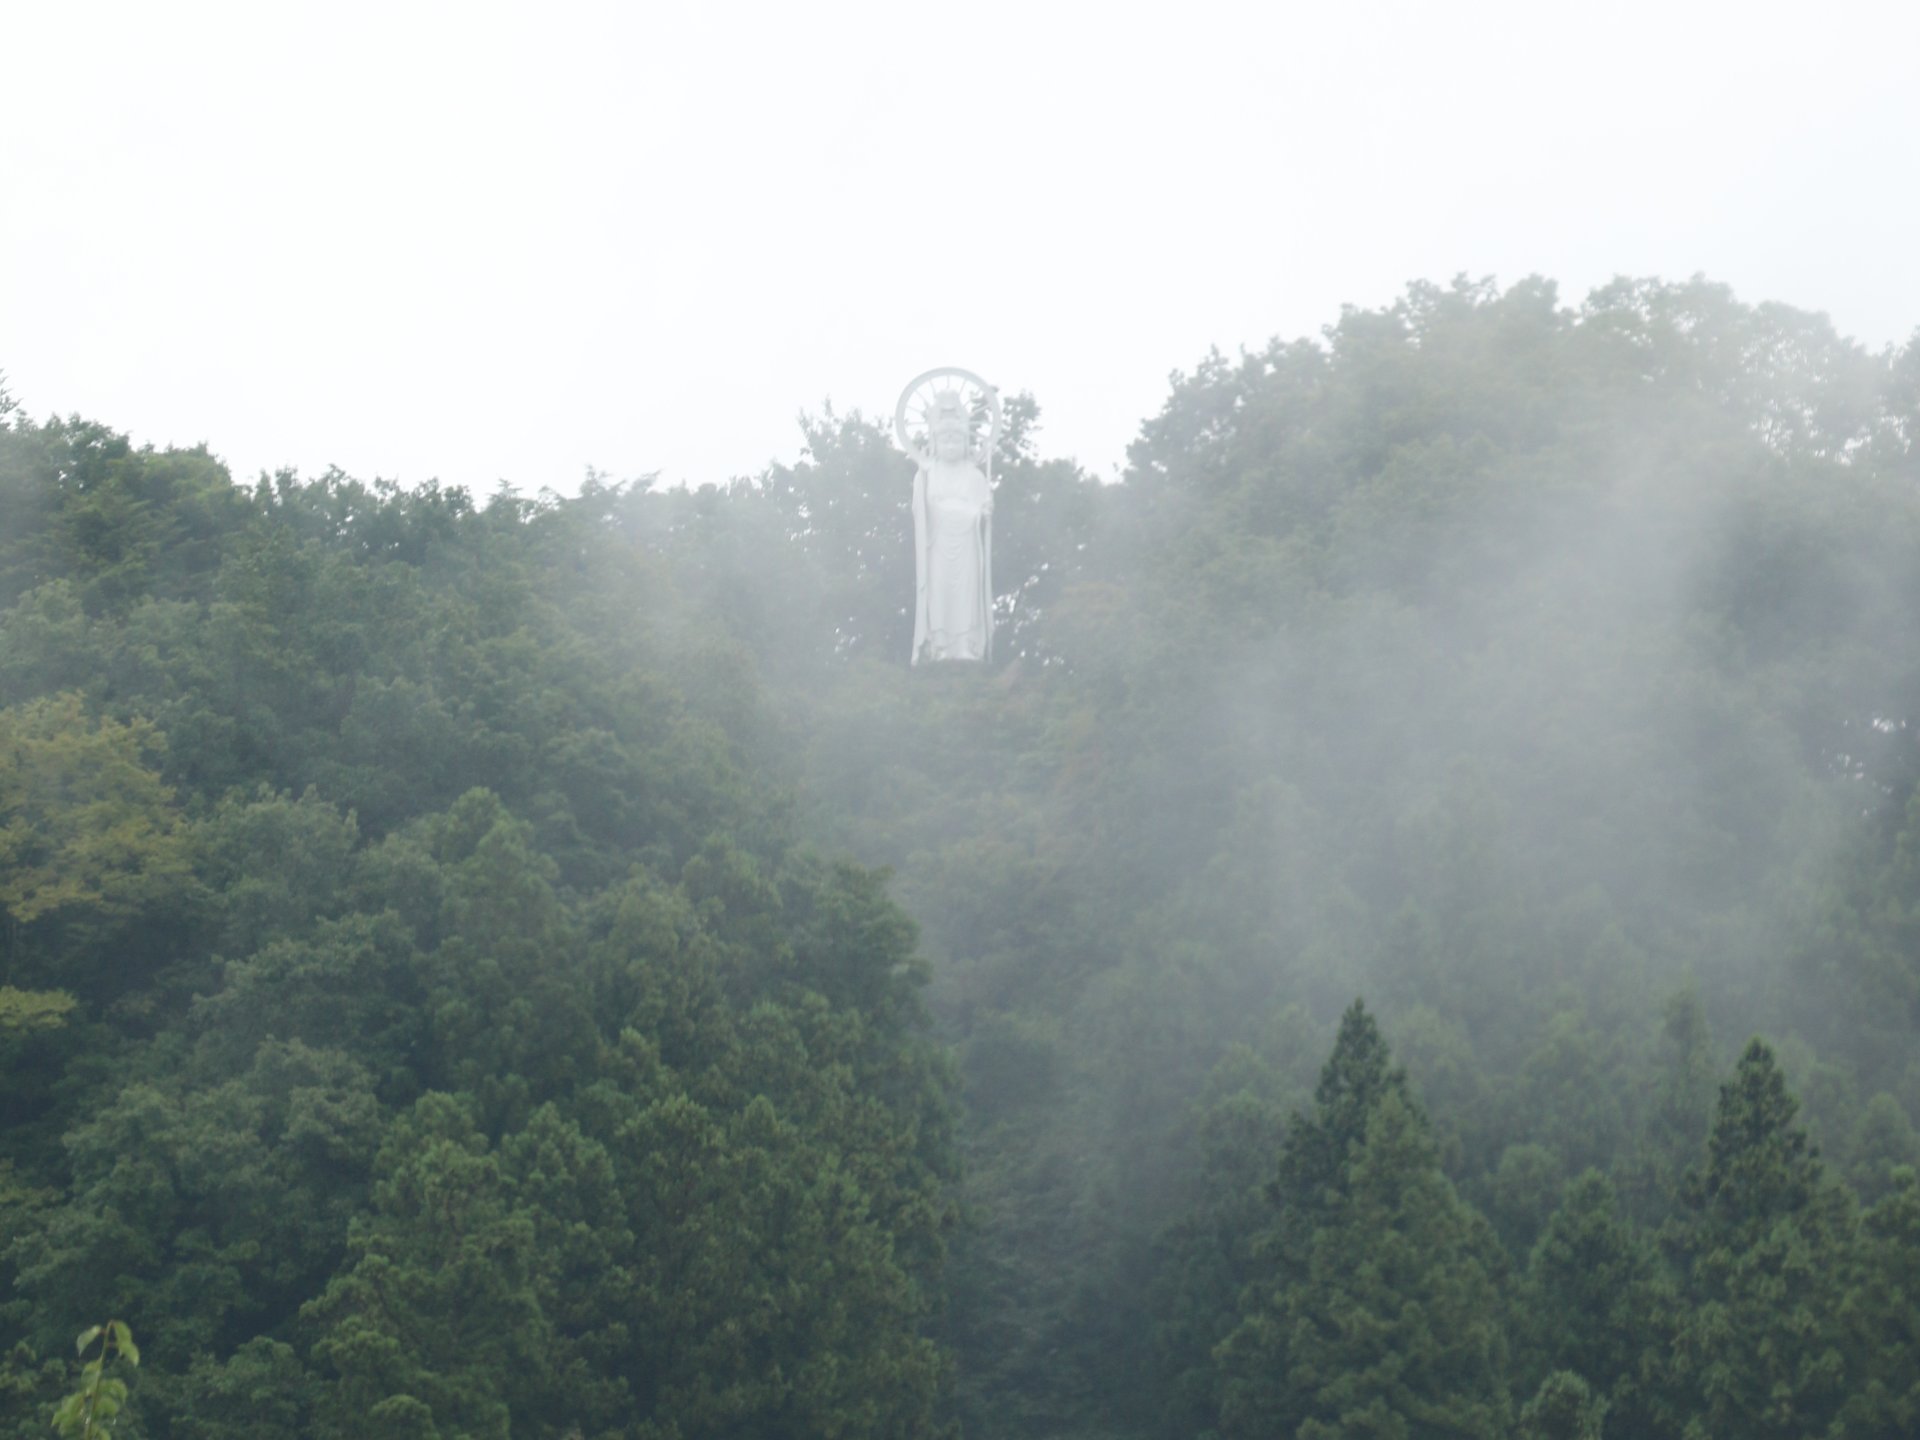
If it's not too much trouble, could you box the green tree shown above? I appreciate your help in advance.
[1670,1038,1850,1438]
[1618,989,1719,1227]
[1832,1167,1920,1438]
[1846,1093,1920,1205]
[0,987,75,1033]
[1517,1370,1605,1440]
[1519,1170,1674,1437]
[304,1094,546,1440]
[0,693,193,962]
[8,1041,383,1369]
[1217,1002,1510,1439]
[174,1337,315,1440]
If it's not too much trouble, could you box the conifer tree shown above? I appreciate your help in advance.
[1520,1170,1675,1437]
[1618,988,1717,1227]
[1671,1038,1849,1438]
[1217,1001,1509,1439]
[1831,1167,1920,1438]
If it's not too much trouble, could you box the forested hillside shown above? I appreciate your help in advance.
[0,393,958,1437]
[4,275,1920,1439]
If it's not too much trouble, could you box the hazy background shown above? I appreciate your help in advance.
[4,0,1917,491]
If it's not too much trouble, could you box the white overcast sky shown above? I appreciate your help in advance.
[3,1,1917,492]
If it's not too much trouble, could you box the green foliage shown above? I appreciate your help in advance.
[175,1338,313,1440]
[1691,1038,1834,1243]
[1518,1371,1605,1440]
[304,1094,541,1439]
[51,1321,139,1439]
[1216,1005,1511,1439]
[1833,1167,1920,1438]
[1519,1171,1673,1437]
[1846,1093,1920,1204]
[0,693,193,935]
[4,272,1920,1439]
[1670,1039,1850,1438]
[0,987,75,1033]
[1618,989,1720,1227]
[1150,1017,1320,1439]
[1481,1143,1565,1257]
[0,410,957,1439]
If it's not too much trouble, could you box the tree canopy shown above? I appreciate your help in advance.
[3,273,1920,1437]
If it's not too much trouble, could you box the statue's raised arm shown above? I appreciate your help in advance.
[897,368,997,666]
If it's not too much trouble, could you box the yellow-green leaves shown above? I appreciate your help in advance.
[52,1320,138,1438]
[0,693,191,929]
[0,985,76,1031]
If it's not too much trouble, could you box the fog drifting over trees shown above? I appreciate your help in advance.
[2,275,1919,1437]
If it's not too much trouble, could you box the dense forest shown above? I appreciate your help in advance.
[3,274,1920,1439]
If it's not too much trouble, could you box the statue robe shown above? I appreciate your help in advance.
[911,457,992,664]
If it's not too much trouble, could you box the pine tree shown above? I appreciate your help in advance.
[1832,1167,1920,1438]
[1618,988,1717,1227]
[1520,1170,1675,1438]
[1217,1001,1510,1439]
[1275,999,1412,1231]
[1670,1038,1849,1439]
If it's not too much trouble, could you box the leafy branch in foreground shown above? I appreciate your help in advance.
[51,1321,138,1440]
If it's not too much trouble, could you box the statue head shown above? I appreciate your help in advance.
[930,392,971,461]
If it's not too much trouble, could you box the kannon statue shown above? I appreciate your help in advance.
[897,369,1001,665]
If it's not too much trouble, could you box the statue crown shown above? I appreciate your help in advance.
[930,393,971,438]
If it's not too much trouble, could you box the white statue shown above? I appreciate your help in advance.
[896,368,1001,665]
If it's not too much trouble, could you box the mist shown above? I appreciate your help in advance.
[646,273,1920,1435]
[2,271,1918,1436]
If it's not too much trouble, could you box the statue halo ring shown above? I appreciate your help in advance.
[896,367,1001,457]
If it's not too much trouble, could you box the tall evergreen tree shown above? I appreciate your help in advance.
[1617,988,1718,1228]
[1670,1038,1850,1438]
[1217,1001,1510,1439]
[1832,1167,1920,1439]
[1519,1170,1675,1438]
